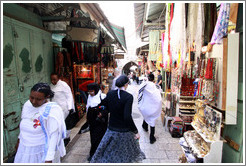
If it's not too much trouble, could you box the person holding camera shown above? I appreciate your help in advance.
[50,72,75,146]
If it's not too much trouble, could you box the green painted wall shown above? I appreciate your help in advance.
[222,4,243,163]
[3,4,54,161]
[3,3,43,28]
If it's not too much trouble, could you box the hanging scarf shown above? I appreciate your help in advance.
[148,30,160,61]
[210,3,231,45]
[195,3,205,59]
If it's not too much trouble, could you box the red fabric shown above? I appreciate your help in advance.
[74,42,80,62]
[55,52,63,75]
[78,80,94,92]
[168,3,174,68]
[205,59,213,79]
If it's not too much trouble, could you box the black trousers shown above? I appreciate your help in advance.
[142,120,155,137]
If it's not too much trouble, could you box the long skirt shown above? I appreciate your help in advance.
[14,142,60,163]
[90,129,146,163]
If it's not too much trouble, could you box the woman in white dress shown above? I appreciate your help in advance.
[14,83,66,163]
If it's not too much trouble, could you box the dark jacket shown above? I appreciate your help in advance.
[100,90,138,134]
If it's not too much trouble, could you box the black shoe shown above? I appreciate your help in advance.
[150,136,156,144]
[64,137,70,146]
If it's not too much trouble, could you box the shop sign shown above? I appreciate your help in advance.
[114,54,124,59]
[66,26,99,44]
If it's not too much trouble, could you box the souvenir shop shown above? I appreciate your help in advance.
[53,26,117,120]
[139,3,242,163]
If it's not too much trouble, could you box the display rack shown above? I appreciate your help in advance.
[177,95,197,130]
[179,100,223,163]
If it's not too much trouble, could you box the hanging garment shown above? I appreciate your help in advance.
[70,9,81,27]
[187,3,199,46]
[55,52,64,76]
[170,3,186,70]
[205,58,213,80]
[148,30,160,61]
[168,3,174,68]
[194,3,205,59]
[204,3,217,44]
[62,50,71,68]
[210,3,231,45]
[156,50,163,70]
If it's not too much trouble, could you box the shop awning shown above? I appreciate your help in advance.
[109,22,127,51]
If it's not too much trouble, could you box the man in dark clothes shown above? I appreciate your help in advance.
[156,70,163,89]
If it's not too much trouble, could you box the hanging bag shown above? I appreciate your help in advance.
[65,109,79,130]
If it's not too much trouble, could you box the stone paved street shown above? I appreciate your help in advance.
[61,84,183,163]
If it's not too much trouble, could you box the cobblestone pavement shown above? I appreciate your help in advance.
[61,84,183,163]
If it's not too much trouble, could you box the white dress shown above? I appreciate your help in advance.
[14,101,66,163]
[138,81,162,127]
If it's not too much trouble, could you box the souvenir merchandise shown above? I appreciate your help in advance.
[202,79,214,101]
[210,3,231,45]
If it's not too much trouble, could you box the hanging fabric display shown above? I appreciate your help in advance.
[162,4,169,70]
[148,30,160,61]
[187,3,199,47]
[168,3,174,69]
[204,58,213,80]
[194,3,205,59]
[170,3,186,72]
[204,3,217,44]
[55,51,64,76]
[210,3,231,45]
[156,50,163,70]
[202,79,214,101]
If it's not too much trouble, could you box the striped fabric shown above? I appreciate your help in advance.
[138,83,147,104]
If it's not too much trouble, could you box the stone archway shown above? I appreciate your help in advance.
[122,61,139,75]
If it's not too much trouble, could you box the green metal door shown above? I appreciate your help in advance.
[3,16,22,160]
[3,15,53,161]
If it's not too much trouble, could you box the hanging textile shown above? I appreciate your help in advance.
[168,3,174,68]
[194,3,205,59]
[204,3,217,44]
[187,3,199,47]
[162,3,170,70]
[170,3,186,70]
[55,51,64,76]
[148,30,160,61]
[204,58,213,80]
[210,3,231,45]
[156,50,163,70]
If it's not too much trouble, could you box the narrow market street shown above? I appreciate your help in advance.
[2,2,243,164]
[61,83,183,163]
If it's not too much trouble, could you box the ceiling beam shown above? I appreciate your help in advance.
[41,16,90,22]
[46,5,67,16]
[140,3,148,40]
[143,22,165,26]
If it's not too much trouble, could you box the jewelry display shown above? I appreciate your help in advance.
[179,99,223,163]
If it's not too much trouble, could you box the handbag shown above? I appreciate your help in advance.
[65,109,79,130]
